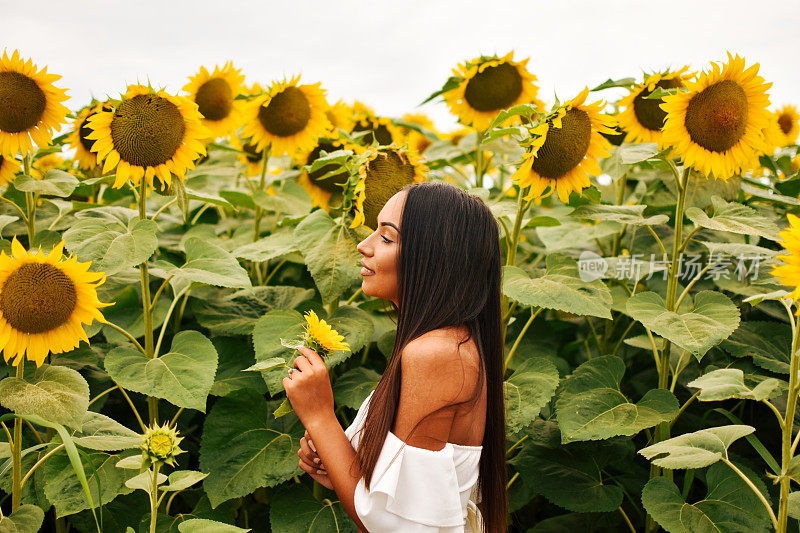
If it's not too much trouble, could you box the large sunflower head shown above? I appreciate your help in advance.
[349,101,401,147]
[616,66,694,145]
[660,52,772,180]
[85,84,210,190]
[772,213,800,306]
[773,105,800,147]
[0,237,112,367]
[0,155,20,187]
[350,146,427,229]
[240,75,331,157]
[302,310,350,357]
[183,62,246,139]
[441,51,544,130]
[66,100,114,171]
[0,50,69,157]
[510,88,615,203]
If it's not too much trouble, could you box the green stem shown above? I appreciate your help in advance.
[23,155,35,242]
[722,457,779,531]
[252,149,269,243]
[11,362,23,511]
[264,259,287,286]
[0,194,27,221]
[345,287,363,306]
[102,321,146,354]
[474,129,485,188]
[151,198,177,222]
[139,178,157,426]
[19,443,64,490]
[149,463,160,533]
[500,190,531,350]
[503,308,541,373]
[778,300,800,532]
[153,287,190,358]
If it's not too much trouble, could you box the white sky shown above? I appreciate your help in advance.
[4,0,800,132]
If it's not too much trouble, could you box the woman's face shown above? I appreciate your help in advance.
[356,190,405,307]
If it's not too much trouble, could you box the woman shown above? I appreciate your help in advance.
[283,181,506,532]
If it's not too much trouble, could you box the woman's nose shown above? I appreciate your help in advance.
[356,238,370,256]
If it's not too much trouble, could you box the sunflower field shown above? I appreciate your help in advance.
[0,46,800,533]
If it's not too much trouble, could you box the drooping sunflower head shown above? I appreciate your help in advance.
[510,88,615,203]
[442,51,544,130]
[773,105,800,147]
[141,421,185,468]
[599,114,626,146]
[296,139,360,209]
[241,75,331,157]
[0,237,112,367]
[66,100,114,171]
[85,84,210,190]
[0,50,69,157]
[183,61,246,139]
[229,133,267,177]
[771,213,800,305]
[0,155,20,187]
[303,310,350,357]
[350,146,427,229]
[349,101,401,147]
[661,52,772,180]
[616,66,694,145]
[398,112,438,156]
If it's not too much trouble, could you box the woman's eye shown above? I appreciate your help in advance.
[381,235,392,244]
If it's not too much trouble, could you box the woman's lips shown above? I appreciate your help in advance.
[360,261,375,276]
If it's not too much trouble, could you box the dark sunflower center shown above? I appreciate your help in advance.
[195,78,233,121]
[242,142,262,163]
[601,124,626,146]
[1,262,77,334]
[632,78,684,131]
[530,108,592,179]
[110,94,186,167]
[778,113,794,135]
[257,86,310,137]
[362,150,417,228]
[0,71,47,134]
[684,80,748,153]
[463,62,523,112]
[307,142,348,192]
[78,112,98,152]
[351,120,393,146]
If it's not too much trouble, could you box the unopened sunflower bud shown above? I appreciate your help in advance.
[140,422,185,468]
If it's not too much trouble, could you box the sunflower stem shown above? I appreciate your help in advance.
[149,463,160,533]
[22,155,35,242]
[474,129,485,188]
[778,300,800,532]
[500,189,532,354]
[138,178,158,425]
[252,149,269,243]
[503,307,541,374]
[11,362,23,511]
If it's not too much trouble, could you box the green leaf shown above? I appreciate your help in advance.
[199,389,303,508]
[69,411,141,451]
[272,398,293,419]
[503,257,612,319]
[178,519,251,533]
[63,217,158,276]
[788,492,800,520]
[591,77,636,91]
[642,463,770,533]
[600,143,659,180]
[253,181,312,219]
[162,471,208,492]
[104,330,219,411]
[720,321,792,374]
[155,237,252,293]
[0,364,89,429]
[504,358,559,434]
[536,221,621,252]
[334,368,381,410]
[0,504,44,533]
[185,188,236,211]
[627,290,740,359]
[269,483,357,533]
[688,369,781,402]
[638,425,754,469]
[209,337,267,397]
[685,196,781,241]
[294,210,362,305]
[231,227,298,263]
[125,470,166,492]
[555,356,678,443]
[14,169,79,197]
[568,204,668,226]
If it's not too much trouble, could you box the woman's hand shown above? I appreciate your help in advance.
[282,346,335,430]
[298,430,333,489]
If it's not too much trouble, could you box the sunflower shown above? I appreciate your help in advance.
[511,88,615,203]
[399,112,438,156]
[326,99,354,134]
[141,421,185,468]
[442,51,544,131]
[772,214,800,307]
[183,62,246,139]
[30,153,64,179]
[240,75,330,157]
[296,138,355,208]
[773,105,800,147]
[349,101,401,147]
[65,101,114,171]
[616,66,693,145]
[0,237,112,367]
[230,134,267,177]
[0,155,20,187]
[303,310,349,356]
[85,84,210,190]
[350,146,427,229]
[600,114,626,147]
[660,53,772,181]
[0,50,69,157]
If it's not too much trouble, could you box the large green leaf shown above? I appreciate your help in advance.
[152,237,252,294]
[199,389,303,508]
[178,518,250,533]
[14,169,79,197]
[504,357,559,434]
[333,367,381,410]
[63,218,158,276]
[555,356,678,443]
[0,364,89,429]
[720,321,792,374]
[627,290,740,359]
[68,411,141,451]
[685,195,781,241]
[294,209,366,305]
[568,204,668,226]
[688,369,781,402]
[209,336,267,397]
[639,425,754,469]
[269,483,357,533]
[503,255,613,319]
[536,222,621,253]
[0,504,44,533]
[642,463,770,533]
[600,142,659,180]
[104,331,218,411]
[231,227,298,263]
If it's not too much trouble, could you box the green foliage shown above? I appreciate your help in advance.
[0,365,89,429]
[504,357,559,434]
[639,425,754,469]
[269,483,357,533]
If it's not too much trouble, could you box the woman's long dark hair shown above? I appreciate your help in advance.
[351,181,506,532]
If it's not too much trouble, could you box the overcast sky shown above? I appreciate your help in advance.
[5,0,799,133]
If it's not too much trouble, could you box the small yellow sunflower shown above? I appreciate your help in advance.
[772,214,800,305]
[86,84,210,190]
[0,237,112,367]
[326,99,354,135]
[660,53,772,181]
[442,51,545,130]
[0,155,20,187]
[66,101,114,170]
[183,62,246,139]
[0,50,69,157]
[511,88,615,203]
[617,66,694,145]
[303,310,350,356]
[349,101,401,147]
[773,105,800,147]
[350,146,427,229]
[241,75,331,157]
[30,153,64,179]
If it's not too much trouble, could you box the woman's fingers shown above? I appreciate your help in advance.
[299,436,325,468]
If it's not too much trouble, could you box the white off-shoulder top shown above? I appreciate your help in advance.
[344,390,484,532]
